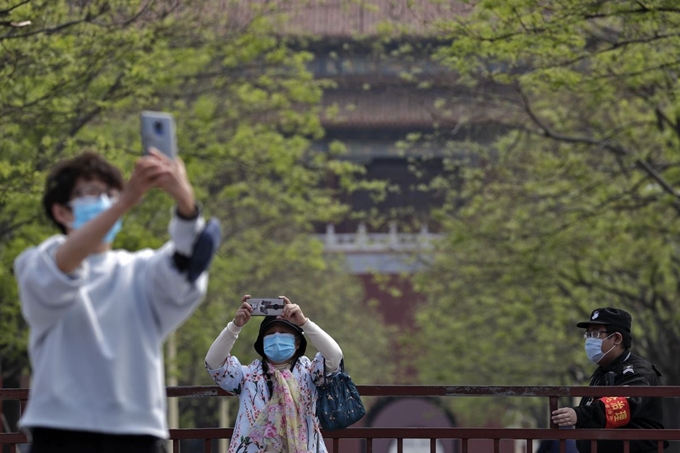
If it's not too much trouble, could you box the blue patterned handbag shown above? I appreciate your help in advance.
[316,359,366,430]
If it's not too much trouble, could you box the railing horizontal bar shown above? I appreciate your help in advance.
[0,390,28,399]
[163,385,680,398]
[164,428,680,441]
[4,427,680,447]
[351,386,680,397]
[166,386,233,397]
[169,428,233,439]
[324,428,680,441]
[0,434,26,443]
[3,386,680,400]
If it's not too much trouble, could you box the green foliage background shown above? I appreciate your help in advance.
[0,0,394,429]
[395,0,680,430]
[6,0,680,437]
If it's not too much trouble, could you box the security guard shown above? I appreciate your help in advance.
[552,307,667,453]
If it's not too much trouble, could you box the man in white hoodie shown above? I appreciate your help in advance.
[14,149,218,453]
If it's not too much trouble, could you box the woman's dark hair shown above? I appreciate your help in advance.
[607,326,632,350]
[42,152,125,234]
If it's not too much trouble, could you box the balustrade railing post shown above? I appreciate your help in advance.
[549,396,559,429]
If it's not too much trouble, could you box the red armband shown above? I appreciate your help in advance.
[599,396,630,428]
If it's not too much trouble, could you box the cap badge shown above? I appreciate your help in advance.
[592,311,600,320]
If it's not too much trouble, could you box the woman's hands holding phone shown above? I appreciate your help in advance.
[279,296,308,327]
[233,295,253,328]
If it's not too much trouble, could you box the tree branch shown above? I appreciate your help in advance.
[0,0,31,17]
[0,18,87,40]
[583,6,680,19]
[515,85,680,210]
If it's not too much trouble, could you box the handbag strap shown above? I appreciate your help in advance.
[321,357,345,385]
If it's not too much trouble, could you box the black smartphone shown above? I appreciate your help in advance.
[140,111,178,159]
[248,298,285,316]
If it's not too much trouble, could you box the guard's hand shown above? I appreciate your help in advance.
[233,295,253,328]
[551,407,577,427]
[279,296,308,326]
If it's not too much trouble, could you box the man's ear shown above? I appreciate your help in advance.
[614,332,623,345]
[52,203,73,231]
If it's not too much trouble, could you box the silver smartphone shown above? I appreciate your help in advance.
[248,298,285,316]
[140,111,178,159]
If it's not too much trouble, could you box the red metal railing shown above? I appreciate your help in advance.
[1,385,679,453]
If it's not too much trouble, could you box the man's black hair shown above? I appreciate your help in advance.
[42,151,125,234]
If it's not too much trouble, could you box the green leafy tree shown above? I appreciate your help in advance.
[0,0,393,432]
[398,0,680,432]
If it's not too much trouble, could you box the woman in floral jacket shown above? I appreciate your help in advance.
[205,295,343,453]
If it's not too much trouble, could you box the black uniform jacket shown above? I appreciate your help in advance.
[573,350,666,453]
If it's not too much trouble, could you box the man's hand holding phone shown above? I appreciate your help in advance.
[136,111,196,216]
[148,148,196,217]
[118,149,196,218]
[118,151,173,210]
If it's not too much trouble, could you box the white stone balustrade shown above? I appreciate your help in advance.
[315,222,441,253]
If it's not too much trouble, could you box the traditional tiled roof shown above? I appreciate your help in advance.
[320,88,508,129]
[279,0,470,38]
[321,88,453,128]
[206,0,479,129]
[214,0,470,38]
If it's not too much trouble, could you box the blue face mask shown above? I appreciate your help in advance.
[263,332,297,363]
[70,195,122,244]
[585,334,615,364]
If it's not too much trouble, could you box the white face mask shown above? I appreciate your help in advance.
[584,333,615,364]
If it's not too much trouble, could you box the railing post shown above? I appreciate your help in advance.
[549,396,559,429]
[167,331,179,453]
[219,398,229,453]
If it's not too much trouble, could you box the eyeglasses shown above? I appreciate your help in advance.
[71,185,120,200]
[583,330,609,339]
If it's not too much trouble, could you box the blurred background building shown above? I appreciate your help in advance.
[288,2,510,452]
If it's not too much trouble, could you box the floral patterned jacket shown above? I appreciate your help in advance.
[207,353,329,453]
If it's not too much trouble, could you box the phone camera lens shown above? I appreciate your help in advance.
[153,121,163,134]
